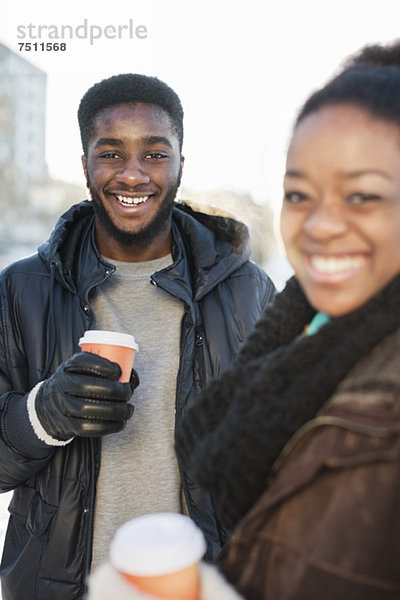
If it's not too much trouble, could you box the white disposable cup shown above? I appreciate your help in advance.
[110,513,206,599]
[79,330,139,383]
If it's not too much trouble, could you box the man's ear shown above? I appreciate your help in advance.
[179,155,185,178]
[81,154,88,181]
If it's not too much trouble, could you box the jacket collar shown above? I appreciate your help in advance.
[38,200,252,300]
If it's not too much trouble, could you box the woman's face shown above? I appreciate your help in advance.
[280,104,400,317]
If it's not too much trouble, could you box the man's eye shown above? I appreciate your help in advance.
[100,152,120,159]
[145,152,167,159]
[348,193,381,204]
[284,191,309,203]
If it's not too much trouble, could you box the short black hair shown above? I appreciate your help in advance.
[295,39,400,129]
[78,73,184,155]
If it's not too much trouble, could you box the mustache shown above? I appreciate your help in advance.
[85,165,182,196]
[85,180,153,195]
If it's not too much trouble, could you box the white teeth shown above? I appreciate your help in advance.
[116,195,149,206]
[311,255,365,274]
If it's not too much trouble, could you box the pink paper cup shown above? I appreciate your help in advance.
[79,330,139,383]
[110,513,206,600]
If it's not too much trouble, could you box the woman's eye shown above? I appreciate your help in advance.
[348,193,381,204]
[284,191,309,204]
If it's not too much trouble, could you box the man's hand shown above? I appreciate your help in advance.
[35,352,138,441]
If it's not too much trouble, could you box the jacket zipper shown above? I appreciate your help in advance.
[150,274,190,425]
[83,266,115,321]
[81,267,114,592]
[82,437,97,593]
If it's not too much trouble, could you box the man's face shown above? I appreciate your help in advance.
[82,102,184,261]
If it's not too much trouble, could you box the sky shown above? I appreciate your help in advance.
[2,0,400,215]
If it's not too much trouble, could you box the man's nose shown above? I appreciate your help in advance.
[115,158,150,185]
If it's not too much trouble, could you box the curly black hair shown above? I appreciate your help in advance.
[345,39,400,69]
[295,39,400,128]
[77,73,184,155]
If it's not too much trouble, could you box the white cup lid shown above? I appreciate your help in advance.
[110,513,206,576]
[79,330,139,351]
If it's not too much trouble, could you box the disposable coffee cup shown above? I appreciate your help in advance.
[79,330,139,383]
[110,513,206,600]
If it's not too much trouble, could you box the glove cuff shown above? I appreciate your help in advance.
[27,382,74,447]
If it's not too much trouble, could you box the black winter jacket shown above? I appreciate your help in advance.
[0,200,275,600]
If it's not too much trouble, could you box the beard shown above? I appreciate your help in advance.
[87,175,181,249]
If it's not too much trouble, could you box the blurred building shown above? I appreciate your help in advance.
[0,42,47,198]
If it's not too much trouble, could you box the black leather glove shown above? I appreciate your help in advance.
[35,352,139,441]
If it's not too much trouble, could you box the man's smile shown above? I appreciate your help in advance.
[114,194,151,207]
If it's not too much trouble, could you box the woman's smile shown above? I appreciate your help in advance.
[281,104,400,316]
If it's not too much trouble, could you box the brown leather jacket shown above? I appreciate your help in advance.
[218,328,400,600]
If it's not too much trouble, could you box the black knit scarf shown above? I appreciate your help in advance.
[175,274,400,530]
